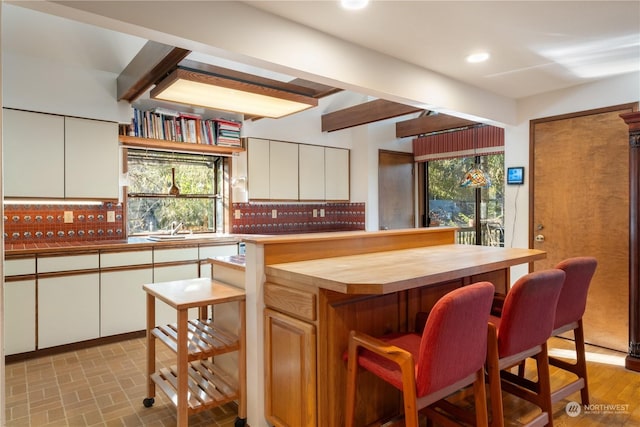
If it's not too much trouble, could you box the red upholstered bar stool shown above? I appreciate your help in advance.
[345,282,495,427]
[521,257,597,405]
[486,269,565,427]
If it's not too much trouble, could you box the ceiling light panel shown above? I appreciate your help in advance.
[151,69,318,118]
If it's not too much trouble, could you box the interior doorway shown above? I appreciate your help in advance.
[531,104,636,352]
[378,150,414,230]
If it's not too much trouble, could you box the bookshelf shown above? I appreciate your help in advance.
[120,107,244,155]
[119,135,244,155]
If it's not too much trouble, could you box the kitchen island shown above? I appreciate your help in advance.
[242,227,545,427]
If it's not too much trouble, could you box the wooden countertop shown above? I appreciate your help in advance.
[143,278,245,310]
[265,244,545,295]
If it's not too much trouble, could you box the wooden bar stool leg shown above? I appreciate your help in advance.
[575,321,590,405]
[535,343,554,427]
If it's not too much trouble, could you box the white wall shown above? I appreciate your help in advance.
[3,51,130,123]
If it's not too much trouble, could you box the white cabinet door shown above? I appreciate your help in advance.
[101,268,153,336]
[247,138,270,199]
[153,263,200,326]
[4,279,36,355]
[325,147,350,200]
[3,109,65,198]
[38,273,100,348]
[270,140,299,200]
[65,117,119,199]
[299,144,325,200]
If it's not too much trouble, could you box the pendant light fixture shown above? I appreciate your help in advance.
[460,126,491,188]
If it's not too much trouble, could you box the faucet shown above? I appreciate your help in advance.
[170,221,184,235]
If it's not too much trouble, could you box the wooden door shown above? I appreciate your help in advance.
[532,105,634,351]
[378,150,414,230]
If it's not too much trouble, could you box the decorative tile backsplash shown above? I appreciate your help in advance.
[231,202,365,234]
[4,202,125,244]
[4,201,365,244]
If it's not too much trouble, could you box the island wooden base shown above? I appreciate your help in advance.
[252,228,545,426]
[266,265,512,425]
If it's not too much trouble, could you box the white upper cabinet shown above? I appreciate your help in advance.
[3,109,65,198]
[247,138,270,199]
[65,116,119,199]
[269,140,299,200]
[2,109,119,199]
[325,147,350,200]
[247,137,350,201]
[299,144,325,200]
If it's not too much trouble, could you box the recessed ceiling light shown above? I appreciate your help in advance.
[341,0,369,10]
[466,52,490,63]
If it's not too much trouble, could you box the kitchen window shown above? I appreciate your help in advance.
[126,149,228,235]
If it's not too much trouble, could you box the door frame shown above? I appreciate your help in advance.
[528,102,638,249]
[378,149,415,230]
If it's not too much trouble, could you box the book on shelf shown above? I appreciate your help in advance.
[130,107,242,147]
[215,118,242,146]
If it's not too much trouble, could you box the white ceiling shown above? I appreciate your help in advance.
[245,1,640,99]
[3,1,639,102]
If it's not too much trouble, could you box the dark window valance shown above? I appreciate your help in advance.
[413,125,504,162]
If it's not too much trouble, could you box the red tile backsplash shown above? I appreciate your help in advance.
[231,202,365,234]
[4,202,125,244]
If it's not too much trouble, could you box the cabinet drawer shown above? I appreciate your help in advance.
[154,247,198,263]
[5,257,36,276]
[38,253,99,273]
[101,250,153,268]
[264,282,316,321]
[199,244,238,259]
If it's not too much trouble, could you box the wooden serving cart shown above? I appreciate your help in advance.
[142,278,246,426]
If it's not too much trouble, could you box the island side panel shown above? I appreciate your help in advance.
[260,227,457,265]
[318,289,406,427]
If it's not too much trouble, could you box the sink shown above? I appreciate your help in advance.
[146,235,187,241]
[145,233,238,242]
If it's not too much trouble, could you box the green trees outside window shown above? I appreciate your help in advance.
[126,149,226,235]
[427,154,504,246]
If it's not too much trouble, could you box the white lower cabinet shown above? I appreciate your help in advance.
[4,279,36,355]
[100,249,153,336]
[100,268,153,336]
[199,244,238,278]
[38,273,100,348]
[153,262,200,326]
[5,242,241,354]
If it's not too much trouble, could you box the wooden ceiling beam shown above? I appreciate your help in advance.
[395,113,478,138]
[179,59,320,97]
[322,99,423,132]
[117,41,190,102]
[289,78,343,99]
